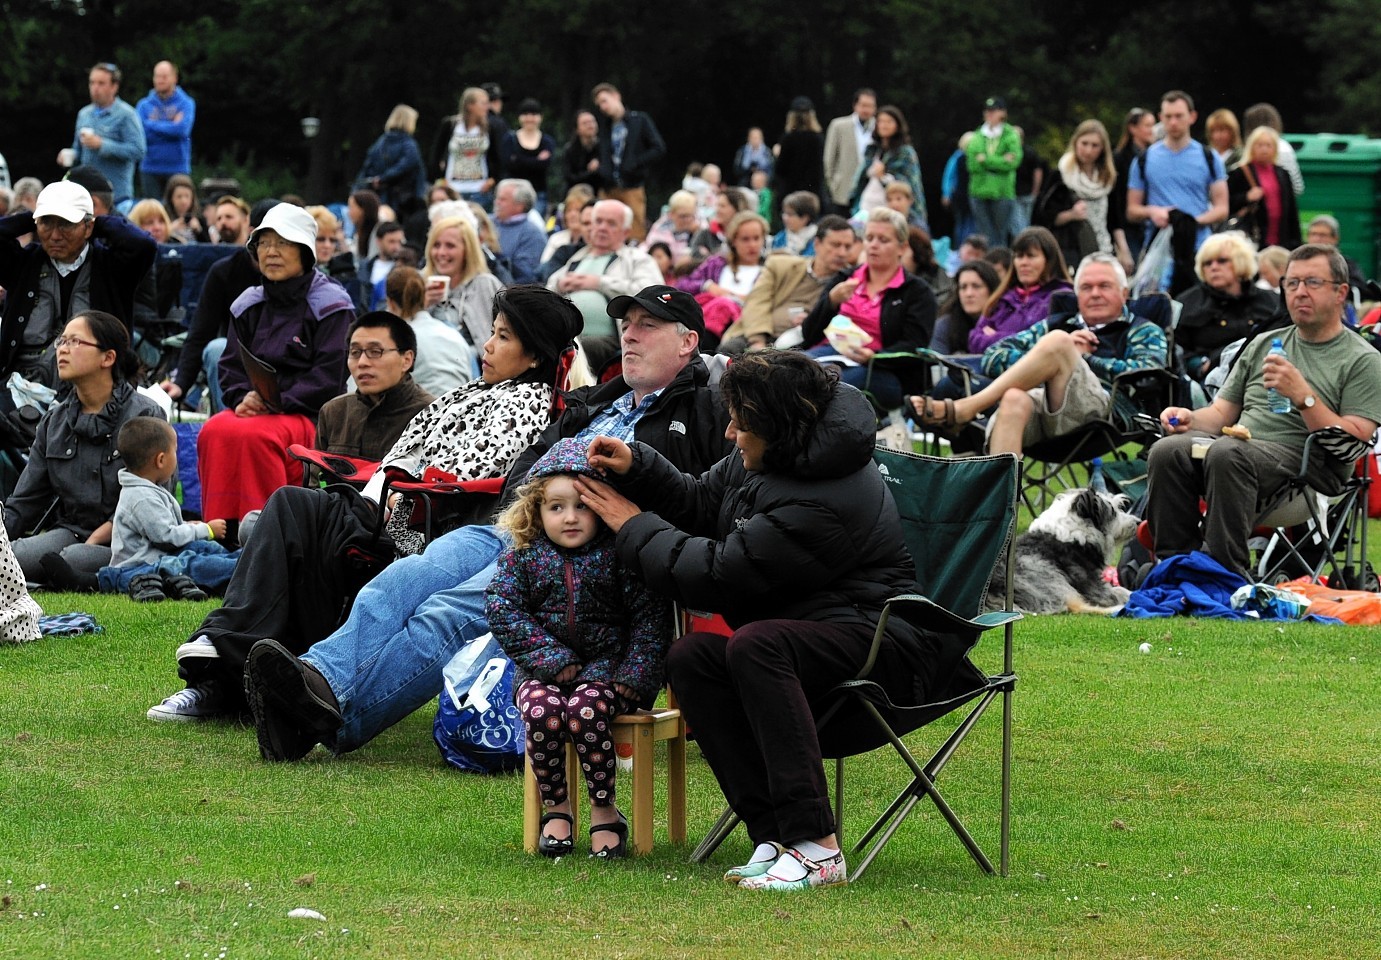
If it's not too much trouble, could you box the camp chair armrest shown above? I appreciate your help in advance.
[855,594,1022,680]
[288,443,379,486]
[1298,426,1374,476]
[884,593,1022,634]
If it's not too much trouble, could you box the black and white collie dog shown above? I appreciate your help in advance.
[990,488,1140,615]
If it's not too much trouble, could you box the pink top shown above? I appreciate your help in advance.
[840,263,905,350]
[1252,163,1283,247]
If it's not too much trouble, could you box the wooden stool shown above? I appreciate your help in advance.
[523,704,687,856]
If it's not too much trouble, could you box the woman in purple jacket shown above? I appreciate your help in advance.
[196,203,353,523]
[966,226,1070,354]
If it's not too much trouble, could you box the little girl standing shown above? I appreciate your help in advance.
[486,438,671,859]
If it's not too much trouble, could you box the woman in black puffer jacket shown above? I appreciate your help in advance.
[579,350,968,892]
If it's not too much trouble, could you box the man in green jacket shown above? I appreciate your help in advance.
[966,96,1022,246]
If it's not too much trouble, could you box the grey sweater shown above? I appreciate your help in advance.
[110,470,208,568]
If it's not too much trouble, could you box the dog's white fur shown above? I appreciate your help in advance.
[995,488,1140,615]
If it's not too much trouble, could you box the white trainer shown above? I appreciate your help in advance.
[175,636,219,664]
[147,683,225,722]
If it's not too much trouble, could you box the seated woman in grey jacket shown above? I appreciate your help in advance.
[4,310,165,587]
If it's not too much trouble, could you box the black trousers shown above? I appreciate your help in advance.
[668,619,922,848]
[180,485,390,689]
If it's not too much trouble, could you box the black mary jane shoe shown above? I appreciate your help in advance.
[588,810,629,860]
[538,812,575,858]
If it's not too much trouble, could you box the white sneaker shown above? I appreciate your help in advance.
[147,683,226,722]
[176,635,219,664]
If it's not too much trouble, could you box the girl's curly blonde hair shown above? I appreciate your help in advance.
[496,475,560,552]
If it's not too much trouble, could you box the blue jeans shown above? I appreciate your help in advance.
[970,197,1016,247]
[806,344,903,412]
[303,524,504,753]
[203,338,227,413]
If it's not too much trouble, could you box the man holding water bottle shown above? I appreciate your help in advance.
[1147,244,1381,576]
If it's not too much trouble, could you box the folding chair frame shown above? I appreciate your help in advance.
[1253,430,1375,589]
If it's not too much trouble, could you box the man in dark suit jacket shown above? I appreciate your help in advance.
[591,82,666,243]
[0,180,155,396]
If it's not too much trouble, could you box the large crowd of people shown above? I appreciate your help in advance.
[3,61,1380,891]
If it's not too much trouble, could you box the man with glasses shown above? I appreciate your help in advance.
[1149,244,1381,577]
[314,312,433,462]
[61,62,146,213]
[0,180,155,395]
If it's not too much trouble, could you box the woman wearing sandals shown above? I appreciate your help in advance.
[578,352,965,889]
[487,439,672,859]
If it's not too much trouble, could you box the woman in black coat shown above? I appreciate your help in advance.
[771,97,826,220]
[1226,127,1302,251]
[801,207,937,411]
[579,351,967,891]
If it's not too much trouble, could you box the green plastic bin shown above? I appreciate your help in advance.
[1287,133,1381,279]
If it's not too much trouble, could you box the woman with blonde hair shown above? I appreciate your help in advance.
[431,87,503,210]
[801,206,937,410]
[1227,126,1301,250]
[1205,108,1243,168]
[1033,119,1132,274]
[1174,230,1280,380]
[422,215,503,348]
[354,103,427,212]
[129,198,176,244]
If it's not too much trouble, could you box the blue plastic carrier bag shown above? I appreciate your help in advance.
[433,632,525,774]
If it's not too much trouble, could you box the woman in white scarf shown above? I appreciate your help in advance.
[1036,120,1134,275]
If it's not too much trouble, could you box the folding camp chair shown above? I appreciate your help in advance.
[690,449,1022,880]
[1252,427,1376,590]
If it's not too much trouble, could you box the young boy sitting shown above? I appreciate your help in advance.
[108,418,228,602]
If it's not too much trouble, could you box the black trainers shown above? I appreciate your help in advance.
[243,639,342,762]
[128,572,168,602]
[161,572,209,601]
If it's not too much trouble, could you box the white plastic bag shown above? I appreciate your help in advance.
[1131,226,1173,298]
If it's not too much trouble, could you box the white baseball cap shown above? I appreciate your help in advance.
[248,203,320,267]
[33,181,94,223]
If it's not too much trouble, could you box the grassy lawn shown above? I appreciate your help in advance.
[3,582,1379,959]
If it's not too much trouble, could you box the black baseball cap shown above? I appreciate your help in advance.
[606,285,705,335]
[984,96,1007,111]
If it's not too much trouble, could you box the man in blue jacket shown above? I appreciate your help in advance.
[61,63,146,212]
[136,61,195,200]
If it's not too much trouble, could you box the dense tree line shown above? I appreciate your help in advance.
[3,0,1374,215]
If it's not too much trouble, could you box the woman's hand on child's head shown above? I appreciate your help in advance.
[574,477,642,533]
[614,683,637,701]
[554,664,581,685]
[208,518,228,540]
[586,436,633,475]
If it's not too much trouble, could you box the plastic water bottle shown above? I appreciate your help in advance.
[1267,338,1292,414]
[1089,458,1108,493]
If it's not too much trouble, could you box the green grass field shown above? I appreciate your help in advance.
[3,584,1379,959]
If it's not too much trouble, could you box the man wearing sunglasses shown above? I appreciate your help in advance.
[61,62,146,213]
[1148,243,1381,577]
[0,180,155,396]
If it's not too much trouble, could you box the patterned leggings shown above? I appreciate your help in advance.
[518,679,628,807]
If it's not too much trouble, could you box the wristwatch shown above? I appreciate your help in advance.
[1302,395,1316,409]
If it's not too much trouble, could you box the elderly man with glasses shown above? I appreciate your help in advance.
[1149,243,1381,577]
[0,180,155,401]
